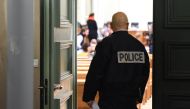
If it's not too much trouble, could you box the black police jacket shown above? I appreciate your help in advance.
[83,31,150,107]
[87,19,98,39]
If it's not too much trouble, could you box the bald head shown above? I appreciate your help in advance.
[111,12,129,32]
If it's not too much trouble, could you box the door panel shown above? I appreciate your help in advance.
[154,0,190,108]
[53,40,74,109]
[40,0,76,109]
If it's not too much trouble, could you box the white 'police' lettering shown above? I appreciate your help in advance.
[117,51,145,63]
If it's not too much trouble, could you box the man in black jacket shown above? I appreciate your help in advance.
[87,13,98,42]
[83,12,150,109]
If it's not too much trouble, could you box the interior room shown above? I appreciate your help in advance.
[77,0,153,109]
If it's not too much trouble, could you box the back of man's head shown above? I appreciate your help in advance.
[111,12,129,31]
[89,13,94,17]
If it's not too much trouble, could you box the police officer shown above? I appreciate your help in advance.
[83,12,150,109]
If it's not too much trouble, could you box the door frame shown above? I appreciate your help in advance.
[0,0,7,108]
[40,0,52,108]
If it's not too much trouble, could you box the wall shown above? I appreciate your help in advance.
[78,0,153,30]
[0,0,7,108]
[77,0,92,25]
[7,0,34,109]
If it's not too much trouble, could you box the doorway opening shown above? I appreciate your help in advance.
[76,0,153,109]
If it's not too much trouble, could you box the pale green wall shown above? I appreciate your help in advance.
[7,0,34,109]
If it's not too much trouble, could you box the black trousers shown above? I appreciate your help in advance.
[88,36,97,42]
[98,97,137,109]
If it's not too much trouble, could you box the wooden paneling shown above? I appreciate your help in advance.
[165,42,190,79]
[163,92,190,109]
[165,0,190,28]
[154,0,190,108]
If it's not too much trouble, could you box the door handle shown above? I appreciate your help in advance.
[54,85,63,90]
[44,78,48,105]
[38,86,44,89]
[38,79,48,105]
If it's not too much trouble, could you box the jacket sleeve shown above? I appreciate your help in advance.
[137,50,150,103]
[83,39,111,102]
[94,21,98,30]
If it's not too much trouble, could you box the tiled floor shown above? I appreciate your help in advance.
[141,97,152,109]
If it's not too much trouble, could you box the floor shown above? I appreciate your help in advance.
[141,97,152,109]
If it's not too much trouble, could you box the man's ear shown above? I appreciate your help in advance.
[110,22,113,29]
[126,23,129,29]
[110,22,115,31]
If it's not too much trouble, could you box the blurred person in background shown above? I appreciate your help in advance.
[88,39,98,57]
[101,21,113,37]
[87,13,98,42]
[77,22,83,50]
